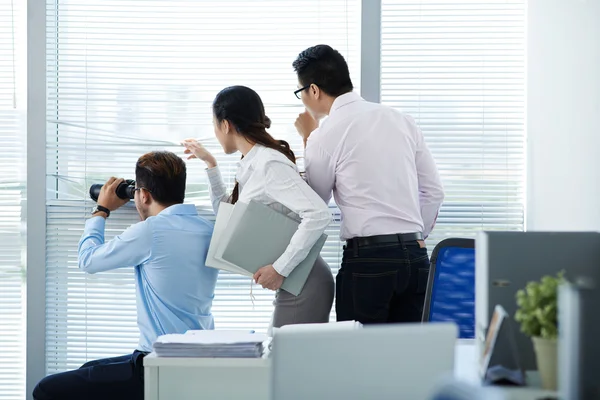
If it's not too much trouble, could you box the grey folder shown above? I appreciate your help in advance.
[219,200,327,296]
[205,203,251,277]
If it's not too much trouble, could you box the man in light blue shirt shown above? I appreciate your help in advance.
[33,151,218,400]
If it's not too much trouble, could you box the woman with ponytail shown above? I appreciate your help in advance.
[182,85,334,328]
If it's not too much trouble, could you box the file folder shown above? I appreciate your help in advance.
[205,202,251,277]
[206,200,327,296]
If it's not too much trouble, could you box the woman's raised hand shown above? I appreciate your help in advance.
[182,139,217,168]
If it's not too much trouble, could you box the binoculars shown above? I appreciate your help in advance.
[89,179,136,202]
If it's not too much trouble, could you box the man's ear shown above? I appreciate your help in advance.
[141,188,153,205]
[310,83,321,100]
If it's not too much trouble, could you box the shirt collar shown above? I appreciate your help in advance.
[330,92,364,114]
[238,144,262,170]
[158,203,198,216]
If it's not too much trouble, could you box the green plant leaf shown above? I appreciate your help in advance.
[514,270,566,340]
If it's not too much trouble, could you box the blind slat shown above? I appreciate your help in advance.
[45,0,357,373]
[381,0,525,248]
[0,0,26,398]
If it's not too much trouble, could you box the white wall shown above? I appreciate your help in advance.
[527,0,600,231]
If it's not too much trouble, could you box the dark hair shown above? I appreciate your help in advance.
[135,151,186,206]
[213,85,296,204]
[292,44,354,97]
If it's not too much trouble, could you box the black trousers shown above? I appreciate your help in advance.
[33,351,147,400]
[336,239,430,324]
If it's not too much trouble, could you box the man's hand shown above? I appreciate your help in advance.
[253,265,284,291]
[97,177,130,212]
[294,110,318,145]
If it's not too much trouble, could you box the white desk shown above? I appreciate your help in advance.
[144,341,556,400]
[144,356,269,400]
[455,340,556,400]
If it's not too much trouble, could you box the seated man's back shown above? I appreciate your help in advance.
[77,196,218,352]
[131,204,218,351]
[33,151,219,400]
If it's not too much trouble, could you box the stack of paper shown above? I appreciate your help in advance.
[267,321,363,354]
[206,201,328,296]
[272,320,363,336]
[153,330,268,358]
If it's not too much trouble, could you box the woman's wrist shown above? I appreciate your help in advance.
[204,156,217,169]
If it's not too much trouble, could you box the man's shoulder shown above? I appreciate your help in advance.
[355,100,406,120]
[191,214,215,234]
[125,218,153,235]
[339,101,417,131]
[322,100,395,129]
[315,101,399,143]
[148,211,212,228]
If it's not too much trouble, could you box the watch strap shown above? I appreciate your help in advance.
[93,205,110,217]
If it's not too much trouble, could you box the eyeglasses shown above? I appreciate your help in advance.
[294,85,311,99]
[134,187,152,194]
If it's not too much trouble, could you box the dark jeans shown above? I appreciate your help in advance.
[336,240,430,324]
[33,351,147,400]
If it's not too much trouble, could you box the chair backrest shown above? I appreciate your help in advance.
[422,238,475,339]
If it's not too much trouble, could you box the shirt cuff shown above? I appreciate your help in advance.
[85,215,106,232]
[206,166,223,186]
[272,258,292,278]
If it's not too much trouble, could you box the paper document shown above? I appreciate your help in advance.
[153,331,267,358]
[157,331,267,345]
[207,200,327,296]
[272,321,363,336]
[186,329,255,335]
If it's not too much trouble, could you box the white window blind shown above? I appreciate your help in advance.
[0,0,26,399]
[381,0,525,245]
[45,0,360,372]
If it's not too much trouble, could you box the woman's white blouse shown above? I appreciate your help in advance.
[206,144,331,277]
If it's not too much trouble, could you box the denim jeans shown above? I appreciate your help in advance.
[33,351,147,400]
[336,240,430,324]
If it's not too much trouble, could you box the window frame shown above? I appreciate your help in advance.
[25,0,525,396]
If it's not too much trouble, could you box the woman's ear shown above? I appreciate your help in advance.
[223,120,231,135]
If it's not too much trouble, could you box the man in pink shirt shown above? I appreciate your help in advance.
[292,44,444,324]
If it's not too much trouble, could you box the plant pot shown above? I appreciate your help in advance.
[532,336,558,390]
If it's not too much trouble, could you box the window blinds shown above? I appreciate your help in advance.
[0,0,26,398]
[381,0,526,245]
[45,0,360,372]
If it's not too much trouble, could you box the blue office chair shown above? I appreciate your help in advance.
[422,238,475,339]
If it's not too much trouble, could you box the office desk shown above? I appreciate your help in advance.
[455,340,557,400]
[143,355,269,400]
[144,341,557,400]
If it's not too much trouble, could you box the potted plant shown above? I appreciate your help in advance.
[514,271,565,391]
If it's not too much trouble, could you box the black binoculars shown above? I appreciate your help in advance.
[89,179,136,202]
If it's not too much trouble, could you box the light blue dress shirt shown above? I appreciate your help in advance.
[78,203,219,352]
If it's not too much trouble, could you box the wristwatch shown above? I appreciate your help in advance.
[91,205,110,218]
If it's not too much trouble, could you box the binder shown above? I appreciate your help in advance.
[205,202,251,277]
[206,200,327,296]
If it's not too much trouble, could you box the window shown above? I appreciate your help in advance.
[45,0,360,372]
[381,0,526,244]
[40,0,526,381]
[0,0,26,398]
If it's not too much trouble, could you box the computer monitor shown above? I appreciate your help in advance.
[271,323,457,400]
[430,379,507,400]
[475,231,600,371]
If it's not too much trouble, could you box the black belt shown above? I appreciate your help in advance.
[346,233,424,249]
